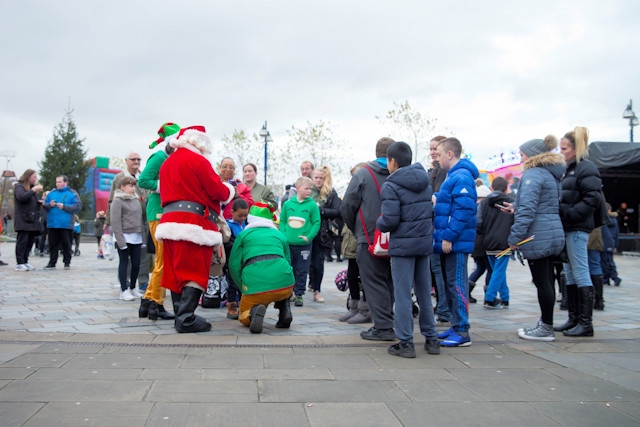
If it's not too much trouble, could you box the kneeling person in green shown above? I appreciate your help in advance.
[229,202,295,333]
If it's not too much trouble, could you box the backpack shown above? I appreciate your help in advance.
[358,165,390,258]
[202,275,229,308]
[334,269,349,291]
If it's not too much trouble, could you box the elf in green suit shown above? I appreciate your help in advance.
[229,202,295,333]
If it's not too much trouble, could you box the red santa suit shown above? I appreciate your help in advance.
[155,127,233,294]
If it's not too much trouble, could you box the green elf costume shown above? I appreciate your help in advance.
[229,202,294,333]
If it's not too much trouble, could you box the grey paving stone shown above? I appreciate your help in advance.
[29,367,143,380]
[0,402,45,426]
[529,401,640,426]
[24,401,152,427]
[331,368,456,381]
[448,367,562,382]
[0,379,152,401]
[181,353,264,369]
[305,402,402,426]
[201,367,335,380]
[147,379,259,403]
[63,352,185,369]
[259,379,411,403]
[0,352,74,368]
[265,353,380,370]
[530,379,640,402]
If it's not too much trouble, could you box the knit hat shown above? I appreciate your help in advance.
[476,185,491,198]
[150,122,180,149]
[247,201,277,224]
[519,138,549,158]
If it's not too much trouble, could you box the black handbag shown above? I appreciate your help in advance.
[593,191,610,228]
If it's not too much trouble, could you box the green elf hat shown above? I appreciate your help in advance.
[150,122,181,149]
[247,201,277,224]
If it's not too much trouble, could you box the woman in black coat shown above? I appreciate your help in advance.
[13,169,44,271]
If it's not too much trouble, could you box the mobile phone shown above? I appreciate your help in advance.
[228,179,238,187]
[495,203,509,212]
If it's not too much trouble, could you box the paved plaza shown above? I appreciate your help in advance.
[0,239,639,426]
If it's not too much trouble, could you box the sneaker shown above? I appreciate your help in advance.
[614,278,622,286]
[294,296,304,307]
[131,288,144,298]
[0,260,7,266]
[97,254,104,259]
[119,289,135,301]
[313,291,325,303]
[424,339,441,355]
[360,327,396,341]
[437,327,455,339]
[388,341,416,358]
[15,264,29,271]
[440,331,472,347]
[227,302,239,320]
[518,320,555,341]
[501,301,509,308]
[43,264,56,270]
[436,317,450,324]
[25,263,36,271]
[64,264,70,270]
[483,299,502,309]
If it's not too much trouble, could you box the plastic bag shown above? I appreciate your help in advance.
[100,234,115,261]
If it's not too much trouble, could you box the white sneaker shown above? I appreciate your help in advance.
[119,289,135,301]
[25,263,36,271]
[15,264,29,271]
[131,288,144,299]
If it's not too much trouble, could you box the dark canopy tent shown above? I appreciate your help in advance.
[588,141,640,235]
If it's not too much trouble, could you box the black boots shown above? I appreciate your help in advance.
[564,286,594,337]
[554,284,578,332]
[174,286,211,333]
[249,304,267,334]
[148,301,176,320]
[139,298,150,318]
[558,274,567,310]
[592,275,605,311]
[274,298,292,328]
[171,292,181,316]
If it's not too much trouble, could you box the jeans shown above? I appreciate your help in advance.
[587,249,602,275]
[290,243,312,296]
[485,255,510,302]
[431,253,450,321]
[441,253,470,333]
[563,231,591,288]
[117,243,142,292]
[391,256,437,342]
[469,255,492,287]
[600,251,619,282]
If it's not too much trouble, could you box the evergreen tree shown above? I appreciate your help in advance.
[38,109,90,217]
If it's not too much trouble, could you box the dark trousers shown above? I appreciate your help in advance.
[48,228,73,266]
[290,243,312,296]
[309,237,326,292]
[347,258,365,301]
[527,256,555,325]
[15,230,38,264]
[469,255,492,287]
[356,243,394,330]
[117,243,142,292]
[441,253,470,333]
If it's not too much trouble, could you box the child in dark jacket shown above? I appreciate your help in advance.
[224,198,249,319]
[600,203,621,286]
[477,177,514,308]
[377,141,439,358]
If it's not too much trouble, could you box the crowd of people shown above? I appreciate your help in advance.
[3,122,626,359]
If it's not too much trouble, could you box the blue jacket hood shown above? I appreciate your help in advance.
[386,163,430,193]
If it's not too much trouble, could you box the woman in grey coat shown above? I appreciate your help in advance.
[508,136,565,341]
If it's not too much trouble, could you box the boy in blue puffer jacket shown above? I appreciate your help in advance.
[377,141,439,358]
[433,138,479,347]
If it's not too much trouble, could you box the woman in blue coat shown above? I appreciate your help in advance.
[509,137,565,341]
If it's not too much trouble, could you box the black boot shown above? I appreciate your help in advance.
[274,298,292,328]
[174,286,211,333]
[249,304,267,334]
[148,301,176,320]
[554,284,578,331]
[138,298,151,318]
[592,275,605,311]
[559,274,567,310]
[564,286,594,337]
[171,292,181,317]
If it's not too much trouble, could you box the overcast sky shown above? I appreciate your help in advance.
[1,0,639,183]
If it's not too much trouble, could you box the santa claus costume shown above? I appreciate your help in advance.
[155,126,233,333]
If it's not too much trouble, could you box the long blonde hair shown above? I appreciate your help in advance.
[563,126,589,163]
[314,166,333,200]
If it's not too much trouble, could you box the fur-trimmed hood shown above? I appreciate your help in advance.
[113,189,139,200]
[522,151,565,180]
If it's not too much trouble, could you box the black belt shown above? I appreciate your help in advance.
[164,201,218,223]
[243,254,283,268]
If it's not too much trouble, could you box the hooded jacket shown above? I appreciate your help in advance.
[13,182,41,232]
[377,162,433,257]
[110,189,144,249]
[508,151,565,260]
[341,161,390,245]
[279,195,321,246]
[477,190,514,254]
[560,158,602,233]
[433,158,479,254]
[44,186,81,229]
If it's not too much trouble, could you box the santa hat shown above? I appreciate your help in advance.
[150,122,181,149]
[170,125,212,155]
[247,202,277,224]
